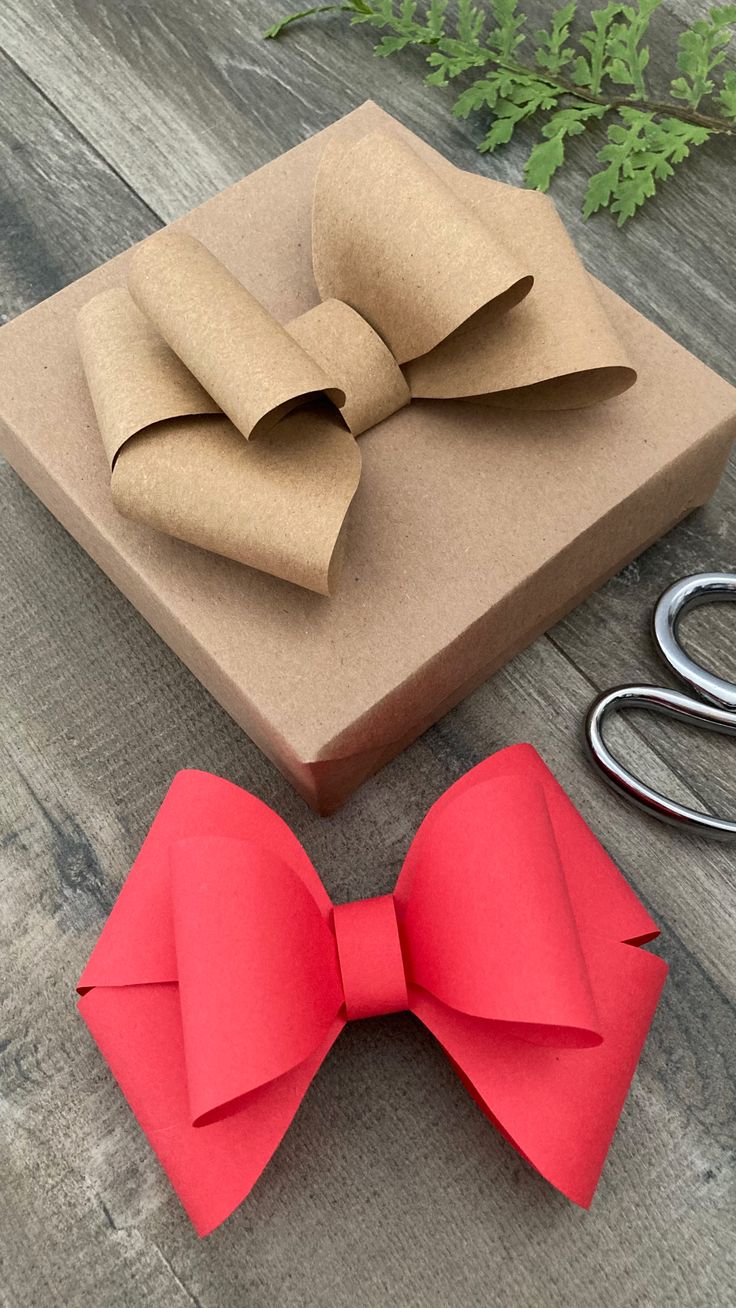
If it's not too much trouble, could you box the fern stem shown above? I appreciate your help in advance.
[263,3,357,39]
[589,42,606,97]
[524,69,736,135]
[264,5,736,137]
[461,54,736,134]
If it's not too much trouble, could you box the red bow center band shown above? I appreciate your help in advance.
[77,744,666,1235]
[333,895,409,1021]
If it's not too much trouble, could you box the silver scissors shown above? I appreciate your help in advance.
[585,573,736,840]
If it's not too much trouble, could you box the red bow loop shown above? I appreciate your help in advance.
[171,836,343,1127]
[77,769,334,992]
[397,775,601,1047]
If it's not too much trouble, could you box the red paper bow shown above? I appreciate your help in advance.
[78,744,666,1234]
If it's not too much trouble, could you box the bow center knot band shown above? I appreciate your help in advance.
[288,299,411,436]
[332,894,409,1020]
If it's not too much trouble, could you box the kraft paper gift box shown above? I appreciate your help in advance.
[1,100,735,812]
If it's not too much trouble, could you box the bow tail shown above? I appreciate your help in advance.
[411,931,667,1206]
[78,283,361,596]
[80,983,344,1235]
[110,407,361,596]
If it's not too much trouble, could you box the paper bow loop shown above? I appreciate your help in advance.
[77,131,635,595]
[78,744,666,1235]
[397,775,601,1044]
[171,837,343,1126]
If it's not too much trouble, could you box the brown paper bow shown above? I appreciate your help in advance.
[77,131,635,595]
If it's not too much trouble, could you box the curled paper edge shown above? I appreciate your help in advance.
[77,284,361,594]
[76,288,221,468]
[111,409,362,596]
[312,131,535,365]
[404,168,636,406]
[128,232,346,441]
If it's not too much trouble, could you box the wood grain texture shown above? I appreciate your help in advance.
[0,3,734,1306]
[0,51,160,318]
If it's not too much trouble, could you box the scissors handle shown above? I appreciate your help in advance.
[653,572,736,709]
[585,573,736,841]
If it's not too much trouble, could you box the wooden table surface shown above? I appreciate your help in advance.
[0,3,734,1305]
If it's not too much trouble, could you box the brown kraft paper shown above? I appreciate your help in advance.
[75,127,636,595]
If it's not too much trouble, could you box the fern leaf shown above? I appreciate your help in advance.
[720,69,736,118]
[585,108,711,225]
[671,5,736,110]
[486,0,527,61]
[526,102,607,190]
[605,1,663,97]
[264,0,736,224]
[534,2,577,75]
[572,4,626,92]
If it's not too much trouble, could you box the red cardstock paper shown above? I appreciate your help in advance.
[77,744,666,1234]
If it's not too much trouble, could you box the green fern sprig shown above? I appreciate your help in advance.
[264,1,736,223]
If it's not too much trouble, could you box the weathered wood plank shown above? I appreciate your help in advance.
[1,3,735,1305]
[0,52,159,317]
[0,49,201,1308]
